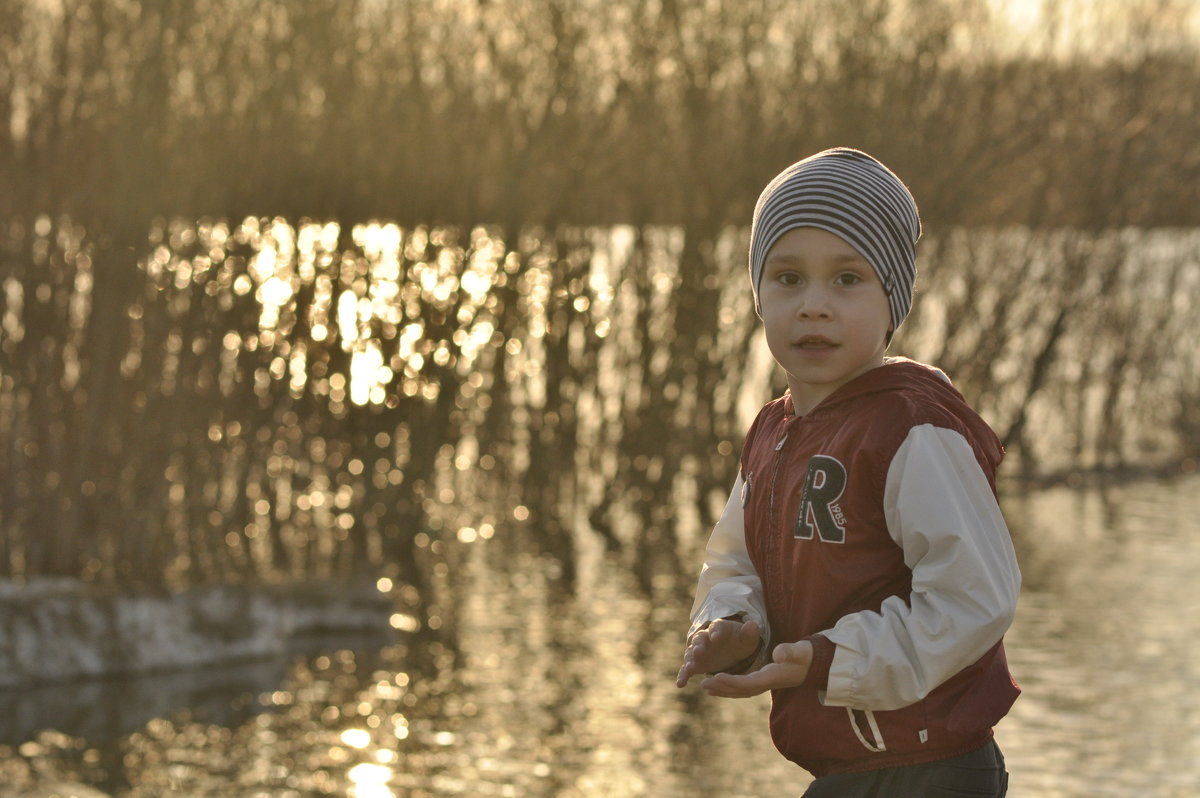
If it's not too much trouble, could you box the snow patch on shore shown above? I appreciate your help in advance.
[0,578,393,689]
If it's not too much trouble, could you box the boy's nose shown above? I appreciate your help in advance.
[795,287,832,318]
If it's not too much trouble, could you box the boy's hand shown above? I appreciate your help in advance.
[676,618,762,688]
[698,640,814,698]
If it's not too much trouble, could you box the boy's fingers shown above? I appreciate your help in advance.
[701,661,809,698]
[679,618,764,689]
[678,649,704,684]
[772,640,814,666]
[677,639,707,687]
[700,670,770,698]
[706,623,729,645]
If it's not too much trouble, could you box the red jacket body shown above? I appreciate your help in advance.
[736,360,1020,777]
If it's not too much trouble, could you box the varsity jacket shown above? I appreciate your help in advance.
[688,358,1021,778]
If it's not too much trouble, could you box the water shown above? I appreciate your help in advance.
[2,219,1198,794]
[4,220,1199,596]
[1,471,1197,797]
[1000,474,1200,796]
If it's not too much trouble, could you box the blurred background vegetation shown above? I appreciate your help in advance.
[4,0,1200,230]
[1,0,1198,596]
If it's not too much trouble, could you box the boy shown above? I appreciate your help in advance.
[676,148,1020,797]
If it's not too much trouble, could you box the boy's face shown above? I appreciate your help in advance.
[759,227,892,416]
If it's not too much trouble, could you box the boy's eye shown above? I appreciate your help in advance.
[778,272,801,286]
[835,272,863,286]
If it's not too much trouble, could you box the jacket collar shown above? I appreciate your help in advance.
[782,357,959,420]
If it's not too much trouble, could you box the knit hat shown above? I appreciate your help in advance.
[748,148,922,331]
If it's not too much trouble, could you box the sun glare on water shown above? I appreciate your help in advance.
[347,762,395,798]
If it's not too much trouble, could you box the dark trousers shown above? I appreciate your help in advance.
[801,740,1009,798]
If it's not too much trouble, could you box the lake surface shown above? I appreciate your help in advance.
[1,470,1197,797]
[3,219,1198,795]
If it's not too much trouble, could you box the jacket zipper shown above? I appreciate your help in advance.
[767,430,789,521]
[765,423,791,616]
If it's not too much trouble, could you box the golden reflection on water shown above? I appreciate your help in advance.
[348,761,395,797]
[165,217,521,412]
[3,217,1200,796]
[2,473,1195,797]
[5,216,1198,598]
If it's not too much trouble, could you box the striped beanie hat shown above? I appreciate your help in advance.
[748,148,922,331]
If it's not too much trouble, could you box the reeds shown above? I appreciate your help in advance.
[1,0,1197,587]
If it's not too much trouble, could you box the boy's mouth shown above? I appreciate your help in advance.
[794,335,837,349]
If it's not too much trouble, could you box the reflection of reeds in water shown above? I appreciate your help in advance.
[1,218,1198,593]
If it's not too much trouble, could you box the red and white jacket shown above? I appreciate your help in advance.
[689,358,1021,778]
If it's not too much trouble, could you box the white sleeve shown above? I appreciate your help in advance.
[820,424,1021,711]
[687,475,771,644]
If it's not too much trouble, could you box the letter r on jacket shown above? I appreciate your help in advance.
[795,455,847,543]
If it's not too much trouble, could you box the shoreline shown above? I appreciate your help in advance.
[998,456,1199,491]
